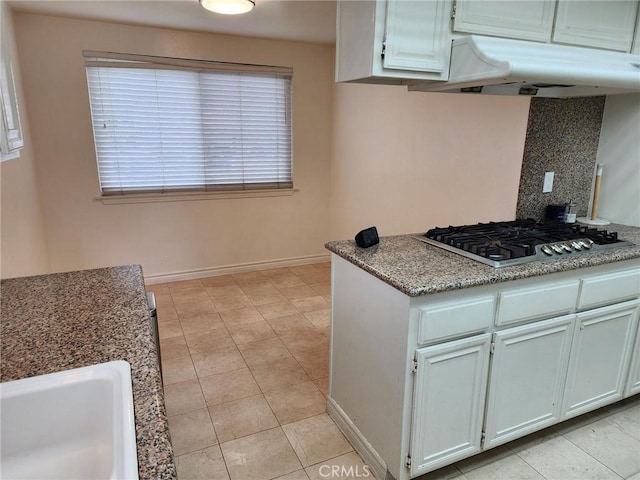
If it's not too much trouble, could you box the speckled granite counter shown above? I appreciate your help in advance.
[0,265,176,480]
[326,223,640,297]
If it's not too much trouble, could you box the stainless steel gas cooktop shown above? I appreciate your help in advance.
[414,219,635,268]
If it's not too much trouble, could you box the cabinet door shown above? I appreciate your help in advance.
[563,301,639,417]
[553,0,639,52]
[410,333,491,476]
[484,315,574,449]
[626,312,640,396]
[383,0,451,73]
[0,20,23,160]
[453,0,555,42]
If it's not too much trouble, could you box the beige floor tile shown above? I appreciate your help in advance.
[162,355,197,385]
[158,319,184,340]
[505,425,559,454]
[159,336,190,360]
[270,275,306,289]
[411,464,465,480]
[185,331,235,356]
[313,263,331,272]
[267,314,316,336]
[303,310,331,329]
[296,272,330,286]
[258,301,300,320]
[208,394,279,443]
[157,304,179,322]
[455,445,513,474]
[238,337,292,368]
[220,306,264,326]
[228,320,277,345]
[552,408,603,436]
[260,267,294,278]
[628,472,640,480]
[308,283,331,297]
[146,282,170,293]
[264,381,327,425]
[282,414,352,467]
[274,470,310,480]
[168,408,218,455]
[191,346,247,377]
[604,403,640,441]
[463,454,544,480]
[564,418,640,478]
[200,367,261,406]
[179,312,225,336]
[168,279,204,292]
[232,271,268,285]
[278,285,317,300]
[516,434,621,479]
[175,299,216,318]
[171,287,210,305]
[151,291,174,307]
[292,348,329,380]
[175,445,229,480]
[250,357,311,393]
[288,264,320,276]
[313,377,329,398]
[280,330,329,355]
[317,326,331,338]
[206,284,245,299]
[246,290,288,306]
[240,282,280,296]
[212,294,253,312]
[164,379,206,416]
[305,452,371,480]
[221,427,302,480]
[201,274,238,288]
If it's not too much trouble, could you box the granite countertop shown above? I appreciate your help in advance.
[0,265,176,480]
[326,223,640,297]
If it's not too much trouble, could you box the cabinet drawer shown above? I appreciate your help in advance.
[496,281,580,326]
[578,269,640,310]
[418,296,495,344]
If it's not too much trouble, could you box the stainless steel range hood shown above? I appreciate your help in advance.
[409,35,640,98]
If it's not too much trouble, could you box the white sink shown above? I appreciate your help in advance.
[0,361,139,480]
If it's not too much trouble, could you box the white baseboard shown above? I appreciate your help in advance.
[327,396,389,480]
[144,253,331,284]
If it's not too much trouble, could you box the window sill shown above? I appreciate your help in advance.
[96,188,296,205]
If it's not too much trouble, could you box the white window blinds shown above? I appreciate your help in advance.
[84,52,293,195]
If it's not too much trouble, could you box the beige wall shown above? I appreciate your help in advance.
[13,13,333,278]
[330,83,531,239]
[0,6,50,278]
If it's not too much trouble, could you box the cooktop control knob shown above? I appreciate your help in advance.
[541,245,554,256]
[551,244,564,254]
[571,241,582,251]
[561,243,573,252]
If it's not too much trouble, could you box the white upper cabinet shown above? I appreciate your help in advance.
[383,0,451,72]
[453,0,555,42]
[632,8,640,53]
[553,0,639,51]
[336,0,452,83]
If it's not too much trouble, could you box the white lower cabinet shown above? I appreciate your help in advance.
[562,300,640,418]
[483,315,575,449]
[409,333,491,476]
[626,317,640,396]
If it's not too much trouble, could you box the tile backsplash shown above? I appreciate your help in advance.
[516,96,606,221]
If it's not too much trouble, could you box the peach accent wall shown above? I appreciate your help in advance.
[329,83,531,240]
[12,13,333,277]
[0,6,50,278]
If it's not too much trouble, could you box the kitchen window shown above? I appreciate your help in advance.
[84,51,293,199]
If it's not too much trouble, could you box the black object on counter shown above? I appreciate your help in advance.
[355,226,380,248]
[546,204,567,221]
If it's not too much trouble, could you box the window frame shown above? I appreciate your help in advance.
[84,51,294,201]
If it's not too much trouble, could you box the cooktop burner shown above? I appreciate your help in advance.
[414,219,635,267]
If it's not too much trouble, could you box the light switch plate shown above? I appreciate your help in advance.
[543,171,554,193]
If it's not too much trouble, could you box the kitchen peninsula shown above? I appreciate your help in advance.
[0,265,176,480]
[325,224,640,480]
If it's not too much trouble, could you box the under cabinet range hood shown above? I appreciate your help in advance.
[409,35,640,98]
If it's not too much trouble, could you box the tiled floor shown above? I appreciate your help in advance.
[147,262,640,480]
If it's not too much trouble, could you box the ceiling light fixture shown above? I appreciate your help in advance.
[199,0,255,15]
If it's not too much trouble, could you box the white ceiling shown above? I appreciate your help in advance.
[8,0,337,44]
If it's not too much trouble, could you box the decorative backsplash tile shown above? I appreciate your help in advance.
[516,96,606,221]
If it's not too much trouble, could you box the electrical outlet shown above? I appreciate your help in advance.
[543,171,554,193]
